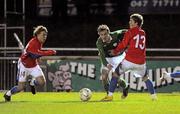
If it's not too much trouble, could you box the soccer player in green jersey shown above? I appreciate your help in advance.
[96,24,129,99]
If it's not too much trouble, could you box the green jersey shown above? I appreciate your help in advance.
[96,29,127,66]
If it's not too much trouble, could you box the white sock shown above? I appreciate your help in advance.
[151,94,157,100]
[108,92,113,96]
[30,78,35,86]
[6,91,12,96]
[166,73,171,77]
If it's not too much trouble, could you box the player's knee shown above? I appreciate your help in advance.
[102,69,109,75]
[38,80,45,86]
[112,72,118,77]
[37,77,46,86]
[101,74,108,81]
[142,75,149,81]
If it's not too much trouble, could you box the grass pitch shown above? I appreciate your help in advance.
[0,92,180,114]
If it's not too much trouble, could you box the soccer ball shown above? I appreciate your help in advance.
[79,88,92,101]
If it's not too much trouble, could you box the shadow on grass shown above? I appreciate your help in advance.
[0,101,30,104]
[0,100,122,104]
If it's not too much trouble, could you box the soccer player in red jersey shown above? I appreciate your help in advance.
[101,13,157,101]
[4,25,56,101]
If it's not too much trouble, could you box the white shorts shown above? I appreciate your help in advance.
[105,52,126,72]
[100,52,126,81]
[119,59,146,78]
[17,60,44,82]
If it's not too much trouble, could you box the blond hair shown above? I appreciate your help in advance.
[33,25,48,36]
[97,24,110,33]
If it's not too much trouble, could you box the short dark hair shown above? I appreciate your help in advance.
[33,25,48,36]
[130,13,143,27]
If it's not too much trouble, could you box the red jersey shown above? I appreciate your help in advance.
[20,37,56,68]
[113,27,146,64]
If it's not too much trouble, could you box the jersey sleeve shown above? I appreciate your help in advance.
[113,30,131,55]
[96,39,108,66]
[26,39,56,59]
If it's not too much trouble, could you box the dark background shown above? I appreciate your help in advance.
[1,0,180,55]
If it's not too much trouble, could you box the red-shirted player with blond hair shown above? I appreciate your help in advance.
[4,25,56,102]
